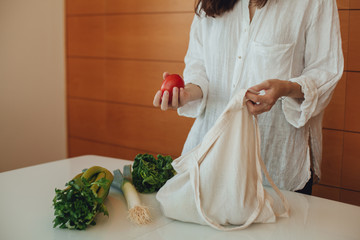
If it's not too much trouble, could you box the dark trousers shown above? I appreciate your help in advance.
[295,170,313,195]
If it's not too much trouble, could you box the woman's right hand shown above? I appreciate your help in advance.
[153,72,202,111]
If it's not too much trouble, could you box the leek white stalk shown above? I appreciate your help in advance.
[112,168,151,225]
[122,179,151,225]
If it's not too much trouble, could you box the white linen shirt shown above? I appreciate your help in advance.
[177,0,343,191]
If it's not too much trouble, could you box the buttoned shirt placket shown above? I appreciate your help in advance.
[231,0,260,96]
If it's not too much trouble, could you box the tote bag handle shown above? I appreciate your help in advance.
[253,116,290,218]
[189,146,265,231]
[189,97,266,230]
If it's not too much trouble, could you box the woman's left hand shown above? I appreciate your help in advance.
[245,79,303,115]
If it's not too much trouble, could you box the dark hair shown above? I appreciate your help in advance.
[195,0,268,17]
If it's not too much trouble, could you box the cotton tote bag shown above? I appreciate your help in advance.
[156,89,290,231]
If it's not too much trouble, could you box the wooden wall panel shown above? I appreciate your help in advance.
[340,189,360,206]
[67,58,106,100]
[106,0,194,13]
[67,14,193,60]
[318,4,360,206]
[65,1,194,162]
[106,60,185,106]
[320,130,343,187]
[68,137,159,161]
[312,185,340,202]
[66,0,106,15]
[66,0,356,13]
[68,98,194,156]
[349,0,360,9]
[344,72,360,132]
[105,103,193,156]
[68,98,108,141]
[105,13,193,61]
[67,58,185,106]
[66,16,105,57]
[348,10,360,71]
[339,10,349,70]
[323,73,346,130]
[342,132,360,191]
[337,0,350,9]
[66,0,194,15]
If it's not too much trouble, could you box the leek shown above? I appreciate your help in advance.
[112,166,151,225]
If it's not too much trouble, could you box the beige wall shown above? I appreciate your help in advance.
[0,0,67,172]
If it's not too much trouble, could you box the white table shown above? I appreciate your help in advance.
[1,155,359,240]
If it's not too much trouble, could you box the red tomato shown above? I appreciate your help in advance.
[160,74,185,103]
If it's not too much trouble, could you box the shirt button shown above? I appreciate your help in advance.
[238,56,242,59]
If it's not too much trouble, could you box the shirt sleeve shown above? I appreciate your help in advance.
[282,0,344,128]
[177,14,209,118]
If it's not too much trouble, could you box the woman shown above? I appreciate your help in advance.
[153,0,343,195]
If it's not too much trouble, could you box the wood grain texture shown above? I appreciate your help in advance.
[67,57,185,106]
[106,0,194,13]
[320,130,343,187]
[66,0,106,15]
[312,184,340,202]
[348,10,360,71]
[66,16,105,57]
[68,137,159,161]
[66,0,351,13]
[105,13,193,61]
[68,98,194,157]
[349,0,360,9]
[337,0,350,9]
[106,59,185,106]
[67,57,106,100]
[323,72,346,130]
[340,189,360,206]
[67,13,193,61]
[342,132,360,191]
[66,0,194,15]
[68,98,108,140]
[344,72,360,132]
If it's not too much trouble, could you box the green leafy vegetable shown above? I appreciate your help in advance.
[132,154,176,193]
[53,166,113,230]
